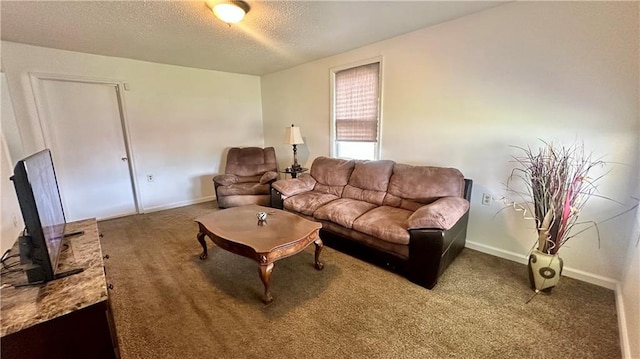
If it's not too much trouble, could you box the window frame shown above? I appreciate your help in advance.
[330,57,383,160]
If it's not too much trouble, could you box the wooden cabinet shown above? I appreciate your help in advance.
[1,219,119,359]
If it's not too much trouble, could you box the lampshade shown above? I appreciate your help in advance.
[209,1,250,24]
[285,125,304,145]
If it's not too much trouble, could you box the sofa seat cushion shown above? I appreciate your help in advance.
[352,206,412,245]
[313,198,377,229]
[217,183,271,196]
[283,191,340,216]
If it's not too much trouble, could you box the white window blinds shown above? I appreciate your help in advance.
[335,62,380,142]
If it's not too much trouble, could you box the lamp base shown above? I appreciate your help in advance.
[291,144,301,171]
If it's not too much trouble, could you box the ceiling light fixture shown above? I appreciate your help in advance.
[207,1,250,25]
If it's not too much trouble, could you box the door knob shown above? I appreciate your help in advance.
[121,157,128,161]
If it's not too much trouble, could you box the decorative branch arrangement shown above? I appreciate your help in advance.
[508,141,607,255]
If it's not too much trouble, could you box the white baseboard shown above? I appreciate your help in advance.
[562,266,619,290]
[142,195,216,213]
[465,240,618,290]
[465,240,528,264]
[615,283,631,359]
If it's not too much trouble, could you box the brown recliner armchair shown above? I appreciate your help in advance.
[213,147,278,208]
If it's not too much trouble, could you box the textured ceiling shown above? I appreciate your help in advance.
[1,1,506,76]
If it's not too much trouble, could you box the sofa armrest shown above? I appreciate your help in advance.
[260,171,279,184]
[272,175,316,197]
[408,211,469,289]
[407,197,470,230]
[213,174,238,186]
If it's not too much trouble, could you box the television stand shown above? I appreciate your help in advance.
[1,219,119,359]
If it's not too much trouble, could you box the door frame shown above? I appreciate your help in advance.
[29,72,142,218]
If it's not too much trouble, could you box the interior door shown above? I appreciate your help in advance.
[37,78,137,221]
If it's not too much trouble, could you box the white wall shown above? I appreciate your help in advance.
[0,130,23,253]
[619,120,640,357]
[262,2,639,284]
[0,72,23,253]
[620,210,640,358]
[1,72,23,163]
[1,41,263,213]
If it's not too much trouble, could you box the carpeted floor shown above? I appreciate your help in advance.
[98,202,620,358]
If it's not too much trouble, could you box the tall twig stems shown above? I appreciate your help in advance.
[509,141,605,255]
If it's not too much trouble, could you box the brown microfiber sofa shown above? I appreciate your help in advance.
[270,156,472,289]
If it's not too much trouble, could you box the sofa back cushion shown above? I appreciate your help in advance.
[310,156,355,197]
[384,164,465,211]
[342,160,395,205]
[225,147,277,177]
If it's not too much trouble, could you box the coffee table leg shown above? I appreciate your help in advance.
[259,263,274,303]
[197,231,208,260]
[314,239,324,270]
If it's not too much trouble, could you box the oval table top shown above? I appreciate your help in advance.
[195,205,321,253]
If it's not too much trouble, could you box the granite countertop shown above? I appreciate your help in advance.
[1,219,108,337]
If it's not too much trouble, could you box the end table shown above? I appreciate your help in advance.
[281,167,308,179]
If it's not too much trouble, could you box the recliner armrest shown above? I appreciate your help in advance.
[260,171,279,184]
[272,175,316,197]
[213,174,238,186]
[407,197,470,230]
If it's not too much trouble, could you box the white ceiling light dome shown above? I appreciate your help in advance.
[209,1,250,24]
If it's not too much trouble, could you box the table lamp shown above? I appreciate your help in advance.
[285,124,304,171]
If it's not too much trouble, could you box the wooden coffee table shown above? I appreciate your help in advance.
[195,205,323,303]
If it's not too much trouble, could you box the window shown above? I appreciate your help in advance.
[331,60,381,160]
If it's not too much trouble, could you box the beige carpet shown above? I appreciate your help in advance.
[99,202,620,358]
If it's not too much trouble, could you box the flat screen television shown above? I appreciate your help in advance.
[11,149,66,284]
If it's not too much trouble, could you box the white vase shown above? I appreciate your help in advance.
[528,249,563,292]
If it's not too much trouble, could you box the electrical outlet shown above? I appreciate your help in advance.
[482,193,491,206]
[147,174,154,182]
